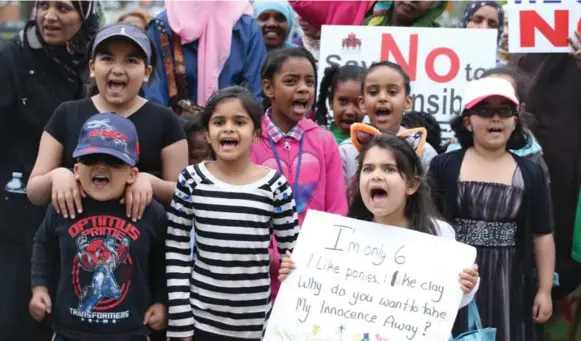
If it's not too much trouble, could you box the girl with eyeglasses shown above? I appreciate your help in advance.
[428,77,556,341]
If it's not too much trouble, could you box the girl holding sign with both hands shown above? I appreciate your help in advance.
[279,128,480,306]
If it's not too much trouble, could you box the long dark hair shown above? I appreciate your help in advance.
[401,111,444,154]
[348,134,438,235]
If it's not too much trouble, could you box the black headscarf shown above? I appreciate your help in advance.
[32,1,102,84]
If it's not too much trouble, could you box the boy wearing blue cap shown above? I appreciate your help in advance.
[29,113,167,341]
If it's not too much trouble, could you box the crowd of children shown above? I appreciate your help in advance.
[22,21,556,341]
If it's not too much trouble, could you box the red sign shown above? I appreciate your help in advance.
[520,9,581,47]
[509,2,581,53]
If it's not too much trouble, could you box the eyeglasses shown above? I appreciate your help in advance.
[78,154,127,168]
[469,107,516,118]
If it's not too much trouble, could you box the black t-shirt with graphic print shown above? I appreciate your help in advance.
[31,197,167,341]
[45,98,185,178]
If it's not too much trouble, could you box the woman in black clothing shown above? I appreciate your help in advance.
[0,1,101,340]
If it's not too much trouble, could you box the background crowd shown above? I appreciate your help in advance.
[0,1,580,341]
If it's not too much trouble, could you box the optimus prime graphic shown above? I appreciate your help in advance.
[76,235,130,312]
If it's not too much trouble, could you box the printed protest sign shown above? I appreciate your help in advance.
[507,0,581,53]
[264,210,477,341]
[318,25,497,138]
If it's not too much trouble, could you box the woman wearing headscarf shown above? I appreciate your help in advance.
[498,4,510,65]
[143,0,267,113]
[457,0,505,65]
[253,0,296,50]
[0,1,101,340]
[288,0,449,32]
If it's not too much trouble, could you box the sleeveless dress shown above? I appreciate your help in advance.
[453,167,536,341]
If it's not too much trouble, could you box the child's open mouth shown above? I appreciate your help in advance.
[370,188,388,204]
[375,108,392,125]
[376,108,391,117]
[92,175,110,187]
[292,99,309,116]
[340,118,356,126]
[336,118,355,133]
[220,137,239,151]
[487,127,503,134]
[108,80,127,94]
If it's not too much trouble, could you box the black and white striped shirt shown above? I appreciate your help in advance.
[165,163,299,339]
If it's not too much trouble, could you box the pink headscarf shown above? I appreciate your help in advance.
[166,0,254,106]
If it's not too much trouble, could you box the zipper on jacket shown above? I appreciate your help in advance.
[284,138,293,181]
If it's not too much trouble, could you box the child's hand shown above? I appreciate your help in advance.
[50,167,86,219]
[121,173,153,222]
[532,290,552,324]
[144,303,167,330]
[278,250,296,281]
[459,264,479,294]
[29,287,52,321]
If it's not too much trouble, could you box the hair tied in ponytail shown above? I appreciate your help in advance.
[324,64,340,78]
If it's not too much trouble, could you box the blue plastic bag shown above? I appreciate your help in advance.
[450,301,496,341]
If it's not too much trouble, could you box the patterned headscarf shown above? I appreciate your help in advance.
[458,1,504,43]
[32,1,102,84]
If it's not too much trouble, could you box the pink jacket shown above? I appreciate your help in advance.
[250,116,348,300]
[290,1,372,31]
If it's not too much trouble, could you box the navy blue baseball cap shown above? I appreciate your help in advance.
[73,113,140,167]
[91,23,152,63]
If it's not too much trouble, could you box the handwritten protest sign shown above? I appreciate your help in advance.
[264,210,477,341]
[507,0,581,53]
[318,26,497,138]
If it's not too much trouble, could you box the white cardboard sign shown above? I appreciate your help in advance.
[264,210,477,341]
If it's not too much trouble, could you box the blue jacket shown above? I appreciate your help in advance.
[144,11,267,105]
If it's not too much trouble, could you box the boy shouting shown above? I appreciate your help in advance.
[29,113,167,341]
